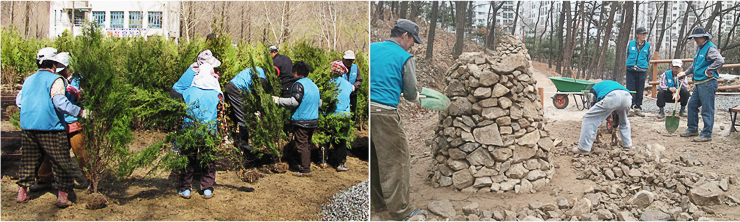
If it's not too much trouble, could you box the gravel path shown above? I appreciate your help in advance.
[321,180,369,221]
[638,95,739,114]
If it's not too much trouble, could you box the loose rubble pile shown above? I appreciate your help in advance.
[320,180,369,221]
[426,144,740,221]
[428,35,557,194]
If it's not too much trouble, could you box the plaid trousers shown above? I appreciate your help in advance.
[17,130,75,192]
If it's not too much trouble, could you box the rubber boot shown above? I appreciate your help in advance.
[658,107,665,117]
[679,106,687,117]
[56,191,73,208]
[17,186,28,202]
[238,124,252,152]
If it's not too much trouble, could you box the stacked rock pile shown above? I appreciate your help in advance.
[429,35,557,193]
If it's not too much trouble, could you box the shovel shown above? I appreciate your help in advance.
[665,80,683,133]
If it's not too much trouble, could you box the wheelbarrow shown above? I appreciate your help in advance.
[548,77,597,110]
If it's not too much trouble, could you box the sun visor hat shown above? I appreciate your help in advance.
[55,52,70,73]
[36,47,67,69]
[687,26,713,40]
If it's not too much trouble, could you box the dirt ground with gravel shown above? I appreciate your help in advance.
[371,62,740,220]
[1,129,369,221]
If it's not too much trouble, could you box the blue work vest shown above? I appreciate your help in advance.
[592,80,628,101]
[626,40,651,69]
[64,76,82,124]
[172,67,198,94]
[343,64,359,85]
[291,78,320,121]
[663,70,677,88]
[20,70,66,131]
[331,77,353,117]
[183,87,221,130]
[692,41,719,82]
[230,67,266,92]
[370,41,412,108]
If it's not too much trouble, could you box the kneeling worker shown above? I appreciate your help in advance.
[572,80,633,155]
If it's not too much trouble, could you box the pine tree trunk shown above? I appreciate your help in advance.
[453,1,466,59]
[556,2,566,74]
[613,1,634,83]
[548,1,555,68]
[511,1,521,35]
[399,1,409,19]
[655,2,668,54]
[426,1,439,60]
[674,2,691,59]
[597,2,617,80]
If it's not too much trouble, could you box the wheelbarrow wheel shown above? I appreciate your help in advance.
[552,94,569,109]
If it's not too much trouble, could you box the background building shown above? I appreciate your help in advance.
[48,1,180,39]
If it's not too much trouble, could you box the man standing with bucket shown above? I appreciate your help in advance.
[370,19,427,221]
[677,26,725,142]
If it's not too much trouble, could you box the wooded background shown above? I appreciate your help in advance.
[372,1,740,81]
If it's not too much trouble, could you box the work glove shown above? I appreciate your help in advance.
[80,110,91,118]
[677,72,686,79]
[254,111,261,117]
[705,69,715,78]
[66,85,82,99]
[272,96,280,104]
[352,85,355,92]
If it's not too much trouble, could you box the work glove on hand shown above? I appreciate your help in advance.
[705,70,715,78]
[677,72,686,79]
[272,96,280,104]
[66,85,82,99]
[79,110,91,118]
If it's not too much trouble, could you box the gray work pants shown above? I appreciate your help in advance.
[578,90,633,151]
[370,106,415,220]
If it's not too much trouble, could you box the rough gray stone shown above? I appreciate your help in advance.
[482,107,507,119]
[565,198,592,217]
[690,182,724,206]
[428,200,456,219]
[474,124,504,146]
[439,176,453,187]
[506,163,528,179]
[499,97,513,109]
[453,170,475,189]
[524,159,541,170]
[474,87,492,98]
[439,164,454,177]
[448,98,472,116]
[639,210,670,221]
[446,79,467,97]
[479,98,498,107]
[720,178,729,191]
[474,177,493,188]
[491,83,510,97]
[492,53,529,73]
[526,170,547,181]
[522,216,543,221]
[538,137,554,152]
[557,197,569,209]
[448,149,467,160]
[520,179,533,193]
[473,167,498,177]
[447,159,470,171]
[513,145,537,163]
[479,71,500,86]
[460,143,480,153]
[516,130,540,146]
[467,148,494,167]
[617,211,637,221]
[463,202,480,216]
[630,190,655,208]
[500,180,517,191]
[595,209,614,220]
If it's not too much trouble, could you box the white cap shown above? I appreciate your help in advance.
[55,52,70,73]
[343,50,356,60]
[36,47,67,69]
[671,59,683,67]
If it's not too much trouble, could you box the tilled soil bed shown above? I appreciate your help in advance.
[1,130,369,221]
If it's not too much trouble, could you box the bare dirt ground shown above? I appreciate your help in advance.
[371,62,740,220]
[1,129,369,221]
